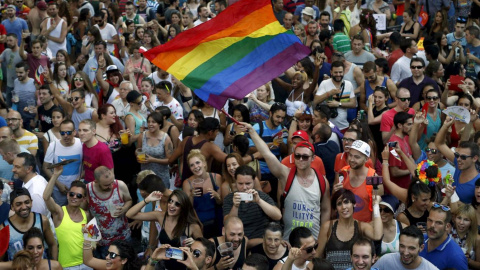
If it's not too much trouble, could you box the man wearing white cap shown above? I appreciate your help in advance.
[332,140,383,223]
[244,122,330,240]
[294,0,320,24]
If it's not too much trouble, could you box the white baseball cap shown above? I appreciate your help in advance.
[350,140,371,157]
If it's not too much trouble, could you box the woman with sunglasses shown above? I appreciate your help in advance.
[377,195,408,256]
[451,204,480,269]
[126,189,203,270]
[412,88,443,150]
[316,189,382,269]
[71,71,99,109]
[367,86,389,160]
[83,239,142,270]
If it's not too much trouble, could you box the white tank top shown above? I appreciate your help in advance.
[282,172,322,240]
[46,18,67,56]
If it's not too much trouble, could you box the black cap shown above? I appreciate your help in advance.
[10,188,31,205]
[126,90,142,103]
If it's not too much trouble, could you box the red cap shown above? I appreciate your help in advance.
[292,130,309,142]
[37,1,47,10]
[295,141,314,152]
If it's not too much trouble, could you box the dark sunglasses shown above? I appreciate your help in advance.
[379,207,392,214]
[168,199,181,207]
[68,97,81,102]
[73,77,84,81]
[432,202,450,212]
[294,154,311,161]
[454,152,473,160]
[426,96,439,101]
[68,192,84,199]
[398,97,411,102]
[305,243,319,253]
[457,16,467,23]
[375,86,387,91]
[411,65,424,69]
[425,148,438,154]
[192,249,202,258]
[60,131,73,136]
[108,252,120,259]
[342,137,355,143]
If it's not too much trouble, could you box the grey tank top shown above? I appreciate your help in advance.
[72,108,93,130]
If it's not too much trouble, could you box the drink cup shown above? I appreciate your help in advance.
[192,179,204,196]
[27,100,36,114]
[109,202,124,217]
[217,242,234,258]
[120,131,129,145]
[136,148,146,162]
[12,91,19,103]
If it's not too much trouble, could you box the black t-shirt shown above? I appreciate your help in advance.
[250,244,289,270]
[37,104,59,132]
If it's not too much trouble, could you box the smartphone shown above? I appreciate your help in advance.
[166,248,185,260]
[387,141,397,148]
[237,192,253,202]
[229,130,236,136]
[366,176,383,186]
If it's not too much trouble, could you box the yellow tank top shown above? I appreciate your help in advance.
[56,206,87,267]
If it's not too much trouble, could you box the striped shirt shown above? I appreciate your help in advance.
[332,33,351,53]
[16,130,38,152]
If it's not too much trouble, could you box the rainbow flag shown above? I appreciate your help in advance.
[35,65,45,85]
[144,0,310,109]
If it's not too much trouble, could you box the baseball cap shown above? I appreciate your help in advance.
[126,90,142,103]
[350,140,370,157]
[36,1,47,10]
[295,141,314,153]
[292,130,309,142]
[380,194,400,213]
[106,65,119,73]
[6,5,15,10]
[10,188,31,205]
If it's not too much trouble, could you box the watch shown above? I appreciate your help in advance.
[339,102,342,107]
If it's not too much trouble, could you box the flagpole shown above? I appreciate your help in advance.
[220,108,243,126]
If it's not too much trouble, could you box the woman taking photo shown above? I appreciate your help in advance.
[183,149,223,238]
[83,239,142,270]
[137,112,173,188]
[71,71,98,109]
[124,43,152,90]
[316,189,382,269]
[246,83,275,124]
[451,204,480,269]
[126,190,203,270]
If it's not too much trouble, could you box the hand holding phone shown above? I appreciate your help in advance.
[166,248,186,260]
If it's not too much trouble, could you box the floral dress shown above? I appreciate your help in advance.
[141,131,170,188]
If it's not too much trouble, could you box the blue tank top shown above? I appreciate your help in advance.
[190,173,219,223]
[3,213,46,261]
[365,76,388,105]
[125,112,146,135]
[453,158,480,204]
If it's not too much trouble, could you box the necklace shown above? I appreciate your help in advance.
[297,171,312,185]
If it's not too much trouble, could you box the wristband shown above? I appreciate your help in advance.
[249,154,255,161]
[149,258,159,266]
[373,203,380,218]
[451,191,460,203]
[143,198,148,204]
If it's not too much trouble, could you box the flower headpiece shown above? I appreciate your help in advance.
[416,160,441,186]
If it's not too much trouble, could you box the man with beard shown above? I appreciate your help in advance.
[7,110,38,156]
[1,5,28,47]
[0,33,22,107]
[210,217,250,270]
[398,58,439,107]
[194,5,210,26]
[380,88,415,144]
[79,119,113,183]
[373,226,439,269]
[117,1,145,28]
[347,238,379,270]
[39,2,67,56]
[359,61,397,111]
[333,129,373,181]
[43,168,91,269]
[12,62,36,129]
[418,205,467,269]
[272,0,286,22]
[182,11,195,30]
[0,188,57,261]
[42,120,83,205]
[332,140,382,222]
[273,227,317,270]
[35,86,58,133]
[345,35,375,69]
[223,165,281,239]
[95,10,119,54]
[304,21,319,48]
[86,166,132,258]
[319,11,332,31]
[314,61,357,132]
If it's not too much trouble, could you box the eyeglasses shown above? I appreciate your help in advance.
[192,249,202,258]
[107,252,120,259]
[68,192,84,199]
[425,148,438,154]
[398,97,411,102]
[294,154,311,161]
[68,97,81,102]
[73,77,84,82]
[168,199,181,207]
[380,207,392,214]
[432,203,450,212]
[60,130,73,136]
[6,118,20,122]
[342,138,355,143]
[426,96,439,101]
[454,152,473,160]
[304,243,319,253]
[411,65,424,69]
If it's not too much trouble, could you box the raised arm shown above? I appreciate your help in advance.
[95,55,110,92]
[83,240,108,270]
[434,116,455,163]
[43,166,63,224]
[381,147,408,203]
[19,32,27,60]
[361,195,383,240]
[408,112,424,161]
[126,191,163,221]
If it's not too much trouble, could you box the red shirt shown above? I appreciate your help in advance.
[380,108,415,133]
[388,48,404,76]
[388,134,412,190]
[340,165,376,222]
[83,141,114,183]
[281,153,326,176]
[0,24,6,54]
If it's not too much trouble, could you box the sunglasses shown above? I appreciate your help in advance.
[426,96,439,101]
[432,202,450,212]
[425,148,438,154]
[60,131,73,136]
[411,65,424,69]
[108,252,120,259]
[294,154,311,161]
[168,199,181,207]
[342,138,355,143]
[73,77,84,81]
[457,16,467,22]
[68,97,81,102]
[375,86,387,91]
[192,249,202,258]
[380,207,392,214]
[305,243,319,253]
[454,152,473,160]
[68,192,84,199]
[398,97,411,102]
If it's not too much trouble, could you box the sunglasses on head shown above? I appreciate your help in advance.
[304,243,319,253]
[425,148,438,154]
[398,97,411,102]
[294,154,311,161]
[432,202,450,212]
[454,152,473,160]
[457,16,467,23]
[68,192,84,199]
[168,199,181,207]
[60,130,73,136]
[108,251,120,259]
[192,249,202,258]
[73,77,84,82]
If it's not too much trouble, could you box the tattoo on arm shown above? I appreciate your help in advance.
[167,142,173,156]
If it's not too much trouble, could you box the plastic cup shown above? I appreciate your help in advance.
[120,132,129,145]
[192,179,204,196]
[136,148,146,162]
[217,242,234,258]
[27,100,36,114]
[109,202,124,217]
[11,91,19,103]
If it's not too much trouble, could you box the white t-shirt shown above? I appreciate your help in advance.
[391,55,413,84]
[154,98,184,120]
[373,253,439,270]
[44,139,83,190]
[23,175,50,217]
[193,18,210,26]
[277,257,310,270]
[316,79,355,130]
[95,23,118,52]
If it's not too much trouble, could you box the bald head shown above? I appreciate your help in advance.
[224,216,243,229]
[0,127,13,142]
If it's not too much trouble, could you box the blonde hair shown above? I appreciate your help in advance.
[454,204,478,254]
[187,149,207,169]
[12,250,33,270]
[136,170,155,185]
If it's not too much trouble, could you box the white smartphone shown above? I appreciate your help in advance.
[238,192,253,202]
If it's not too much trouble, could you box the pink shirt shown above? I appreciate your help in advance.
[380,108,415,132]
[82,141,113,183]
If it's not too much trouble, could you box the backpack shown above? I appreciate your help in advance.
[280,167,326,209]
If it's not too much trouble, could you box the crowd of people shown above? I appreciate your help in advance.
[0,0,479,269]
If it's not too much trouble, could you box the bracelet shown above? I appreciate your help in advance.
[143,198,148,204]
[149,258,159,266]
[383,162,389,166]
[249,154,255,161]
